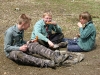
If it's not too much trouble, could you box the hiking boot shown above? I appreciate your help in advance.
[61,54,69,62]
[53,42,68,49]
[53,44,59,49]
[75,53,85,62]
[54,50,60,55]
[62,52,85,64]
[54,53,69,65]
[43,60,56,68]
[58,42,68,48]
[55,50,67,55]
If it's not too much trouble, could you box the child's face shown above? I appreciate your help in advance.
[79,18,88,25]
[43,15,52,23]
[22,22,30,30]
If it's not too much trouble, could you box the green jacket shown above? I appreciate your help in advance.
[31,19,62,42]
[77,21,96,51]
[4,25,26,56]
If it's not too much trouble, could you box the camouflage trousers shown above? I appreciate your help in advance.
[7,42,60,67]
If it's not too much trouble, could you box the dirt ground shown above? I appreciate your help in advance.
[0,0,100,75]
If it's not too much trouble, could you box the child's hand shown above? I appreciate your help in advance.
[20,44,28,52]
[77,22,82,28]
[48,40,54,48]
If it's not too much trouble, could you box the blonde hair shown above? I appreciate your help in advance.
[79,12,92,21]
[43,11,52,18]
[18,14,31,24]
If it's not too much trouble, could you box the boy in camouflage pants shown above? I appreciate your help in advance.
[4,14,68,68]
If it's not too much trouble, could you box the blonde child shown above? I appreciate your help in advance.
[31,11,67,49]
